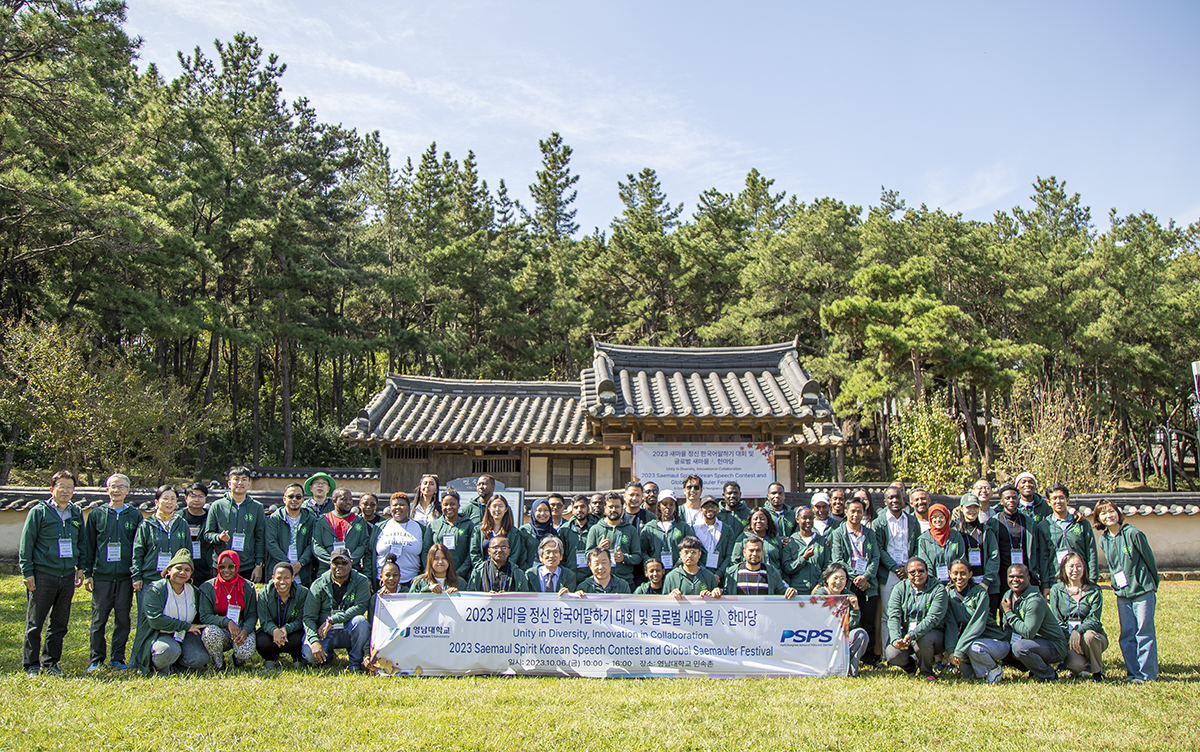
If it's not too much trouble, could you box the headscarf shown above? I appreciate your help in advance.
[213,550,245,616]
[928,503,951,547]
[529,499,556,540]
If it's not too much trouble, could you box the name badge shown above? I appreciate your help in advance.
[972,575,984,584]
[330,623,345,630]
[969,550,982,566]
[1010,631,1021,646]
[106,543,121,562]
[287,545,298,562]
[908,620,918,634]
[58,538,73,559]
[610,553,619,569]
[1068,619,1081,632]
[1056,550,1068,566]
[706,552,718,569]
[1010,551,1024,566]
[157,553,170,571]
[390,543,404,558]
[852,557,867,575]
[191,541,201,559]
[226,605,241,623]
[173,630,185,642]
[231,534,245,552]
[575,552,587,569]
[936,565,949,581]
[442,535,455,550]
[1112,570,1128,589]
[661,553,674,570]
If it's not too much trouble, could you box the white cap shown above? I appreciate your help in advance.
[811,492,830,506]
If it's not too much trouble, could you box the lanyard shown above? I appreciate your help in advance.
[848,530,865,559]
[277,592,289,626]
[910,586,930,621]
[231,502,246,537]
[1004,517,1024,554]
[1052,518,1072,550]
[106,506,125,544]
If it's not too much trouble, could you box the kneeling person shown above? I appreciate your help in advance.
[885,557,949,679]
[303,547,370,671]
[199,550,258,669]
[663,537,721,597]
[1000,563,1067,680]
[257,562,309,668]
[132,549,208,676]
[576,548,632,594]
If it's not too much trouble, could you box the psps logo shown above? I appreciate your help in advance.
[780,629,834,644]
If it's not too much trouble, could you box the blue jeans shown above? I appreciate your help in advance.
[965,638,1010,678]
[1011,636,1063,679]
[1116,592,1158,681]
[301,615,370,667]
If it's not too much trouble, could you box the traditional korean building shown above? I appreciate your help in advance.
[340,339,845,495]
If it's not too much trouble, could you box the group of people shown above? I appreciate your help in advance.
[19,468,1159,683]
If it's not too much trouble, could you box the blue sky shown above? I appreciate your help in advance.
[125,1,1200,236]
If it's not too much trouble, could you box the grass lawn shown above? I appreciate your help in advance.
[0,576,1196,751]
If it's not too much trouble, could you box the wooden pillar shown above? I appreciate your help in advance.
[795,447,807,493]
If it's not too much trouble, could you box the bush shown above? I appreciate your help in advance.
[889,393,973,493]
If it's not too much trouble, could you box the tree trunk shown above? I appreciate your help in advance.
[280,336,293,467]
[314,349,322,428]
[955,380,983,474]
[252,344,262,467]
[911,349,923,402]
[194,333,220,482]
[0,423,18,484]
[983,388,995,472]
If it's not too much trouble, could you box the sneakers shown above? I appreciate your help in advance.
[41,665,64,677]
[25,667,40,677]
[87,661,103,673]
[985,665,1004,684]
[262,660,278,671]
[109,660,130,670]
[1093,671,1105,683]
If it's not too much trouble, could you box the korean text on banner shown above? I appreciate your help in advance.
[632,443,775,497]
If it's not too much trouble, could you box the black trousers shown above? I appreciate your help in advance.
[25,572,76,670]
[850,583,879,662]
[89,579,134,665]
[256,629,305,661]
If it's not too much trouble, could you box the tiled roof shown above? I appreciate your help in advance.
[341,375,595,448]
[251,466,379,480]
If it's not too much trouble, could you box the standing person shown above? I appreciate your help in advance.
[256,562,310,669]
[472,495,528,573]
[463,475,498,527]
[266,483,317,586]
[943,559,1009,683]
[872,484,920,650]
[828,489,848,526]
[810,493,837,536]
[412,474,441,526]
[181,483,213,584]
[20,470,85,676]
[785,506,829,596]
[561,495,595,583]
[1000,563,1067,681]
[203,465,266,583]
[430,490,475,582]
[521,498,571,568]
[132,549,208,677]
[884,557,949,680]
[1048,552,1108,681]
[764,482,795,537]
[719,481,750,529]
[621,482,649,533]
[952,493,1001,613]
[588,493,604,520]
[640,492,691,575]
[680,475,705,527]
[131,486,191,621]
[1095,499,1159,683]
[971,479,994,521]
[546,493,566,528]
[642,482,660,519]
[304,472,336,517]
[690,497,734,576]
[357,493,383,527]
[198,550,258,669]
[829,497,881,666]
[909,487,932,532]
[1013,472,1052,524]
[585,492,642,589]
[730,508,788,574]
[374,493,432,590]
[303,547,371,672]
[994,483,1051,595]
[663,537,722,597]
[916,503,967,584]
[852,488,877,524]
[814,562,869,676]
[81,473,140,671]
[1046,484,1099,582]
[314,488,372,573]
[466,536,530,593]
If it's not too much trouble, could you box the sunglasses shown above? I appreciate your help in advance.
[284,493,303,499]
[685,485,701,490]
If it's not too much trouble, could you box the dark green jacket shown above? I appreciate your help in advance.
[430,516,476,580]
[559,519,594,581]
[1002,586,1067,659]
[872,511,922,576]
[265,507,317,584]
[525,565,577,593]
[465,561,530,592]
[1047,582,1105,638]
[723,564,787,595]
[313,511,373,571]
[718,505,750,531]
[132,579,201,672]
[462,495,490,527]
[1101,524,1159,599]
[916,530,969,584]
[728,531,789,574]
[828,524,882,597]
[19,500,84,578]
[994,509,1053,588]
[202,494,266,577]
[663,566,719,596]
[256,583,310,635]
[953,518,1001,593]
[639,520,694,572]
[633,582,664,595]
[1047,514,1100,582]
[304,570,371,643]
[814,586,860,629]
[180,510,213,584]
[685,519,736,576]
[886,579,950,642]
[763,505,796,538]
[471,526,529,575]
[197,578,258,633]
[131,516,192,585]
[784,532,830,595]
[577,576,631,594]
[81,504,140,581]
[584,520,642,585]
[519,524,570,572]
[944,583,1007,659]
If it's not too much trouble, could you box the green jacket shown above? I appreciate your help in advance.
[915,530,969,584]
[639,520,694,572]
[431,516,477,580]
[303,569,371,643]
[1047,514,1100,582]
[872,511,922,577]
[313,511,373,571]
[814,586,860,629]
[728,532,789,574]
[131,516,192,585]
[80,504,141,581]
[509,526,539,571]
[461,495,489,527]
[1002,587,1067,659]
[471,526,529,575]
[265,507,318,584]
[1047,582,1105,639]
[577,576,632,594]
[718,505,750,531]
[19,500,84,578]
[197,578,258,633]
[180,510,213,584]
[633,582,664,595]
[763,505,796,538]
[828,524,882,597]
[784,532,830,595]
[663,566,719,596]
[584,520,642,585]
[953,518,1001,594]
[559,519,594,581]
[525,565,577,593]
[994,509,1053,588]
[886,579,950,642]
[202,494,266,577]
[1101,524,1159,598]
[723,564,787,595]
[256,583,310,635]
[465,561,530,593]
[685,519,737,576]
[132,579,201,672]
[519,524,571,572]
[944,583,1007,659]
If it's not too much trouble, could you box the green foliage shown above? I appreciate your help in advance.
[888,393,973,493]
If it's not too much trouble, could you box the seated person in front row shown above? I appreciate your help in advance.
[663,537,721,598]
[256,562,309,669]
[133,549,209,676]
[884,557,949,680]
[466,535,530,593]
[1001,563,1067,681]
[576,547,632,594]
[409,544,461,594]
[198,550,258,670]
[724,536,797,598]
[302,547,371,672]
[813,562,868,676]
[527,535,575,594]
[634,559,666,594]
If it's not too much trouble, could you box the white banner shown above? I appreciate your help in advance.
[632,442,776,497]
[370,592,848,678]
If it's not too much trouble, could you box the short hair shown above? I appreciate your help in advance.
[677,535,703,552]
[845,497,865,511]
[154,485,176,501]
[997,483,1018,497]
[538,535,564,556]
[50,470,76,486]
[683,475,703,489]
[359,492,378,503]
[487,535,510,551]
[106,473,131,487]
[1091,500,1123,531]
[186,482,209,496]
[906,556,928,572]
[226,465,252,478]
[586,547,609,565]
[477,474,494,484]
[547,492,564,503]
[1008,562,1030,578]
[723,481,740,491]
[572,494,589,505]
[389,491,411,504]
[767,482,785,493]
[643,558,665,573]
[742,534,764,551]
[910,486,928,498]
[1047,483,1069,498]
[284,482,303,493]
[604,491,623,504]
[821,561,849,585]
[273,561,294,576]
[624,480,644,492]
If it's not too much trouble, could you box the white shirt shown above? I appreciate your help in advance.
[694,520,723,554]
[885,511,910,563]
[412,501,437,527]
[163,585,195,624]
[683,505,704,527]
[376,519,424,581]
[814,519,830,536]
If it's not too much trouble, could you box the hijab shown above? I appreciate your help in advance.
[213,550,246,616]
[929,503,951,547]
[529,499,556,540]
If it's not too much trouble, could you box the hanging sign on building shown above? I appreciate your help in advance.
[632,442,775,497]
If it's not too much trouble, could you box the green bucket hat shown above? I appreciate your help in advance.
[303,472,337,496]
[166,548,194,571]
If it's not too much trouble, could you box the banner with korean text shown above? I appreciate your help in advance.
[370,592,849,678]
[632,442,775,498]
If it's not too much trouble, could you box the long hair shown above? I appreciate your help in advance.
[415,543,459,588]
[479,496,513,536]
[744,507,778,538]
